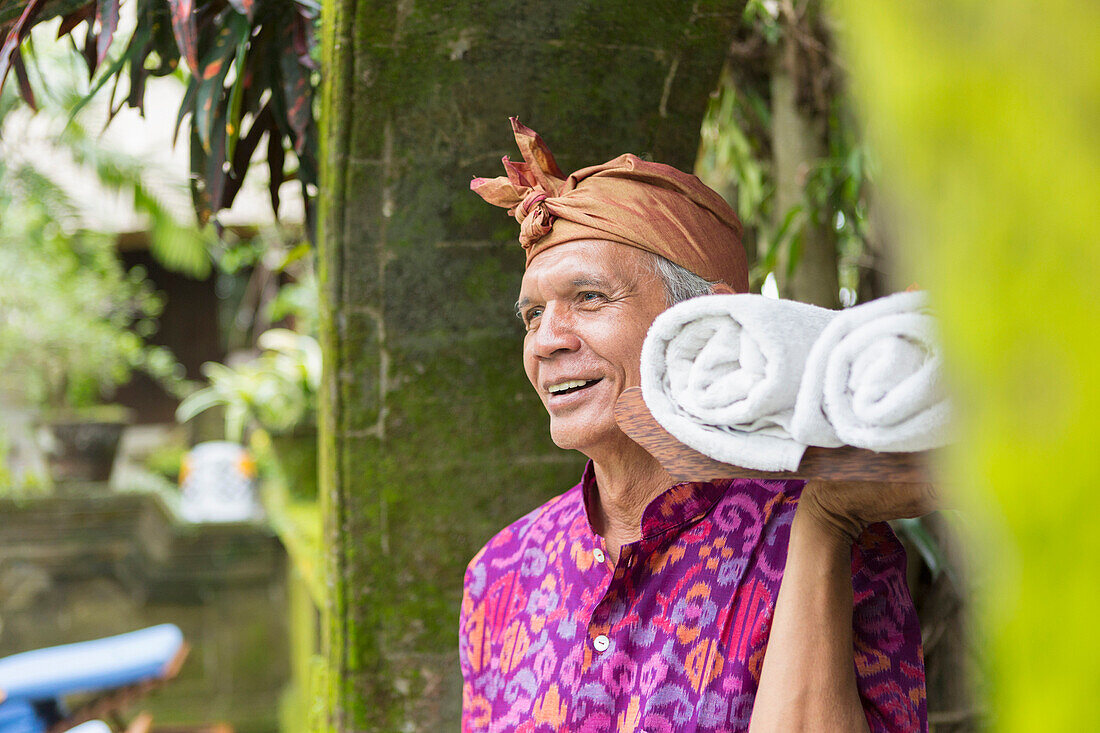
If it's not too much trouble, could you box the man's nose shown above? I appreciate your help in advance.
[529,303,581,358]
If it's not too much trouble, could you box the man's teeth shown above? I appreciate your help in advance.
[549,379,592,394]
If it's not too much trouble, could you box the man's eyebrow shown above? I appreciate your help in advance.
[514,296,530,317]
[571,276,612,289]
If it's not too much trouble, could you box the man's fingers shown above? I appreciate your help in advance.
[806,480,942,526]
[881,482,940,521]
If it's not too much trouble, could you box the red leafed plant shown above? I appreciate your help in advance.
[0,0,320,236]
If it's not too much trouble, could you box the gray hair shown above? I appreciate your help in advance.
[648,253,717,306]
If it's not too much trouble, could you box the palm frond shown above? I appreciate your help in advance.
[3,0,320,236]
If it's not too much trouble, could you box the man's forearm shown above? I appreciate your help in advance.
[748,507,870,733]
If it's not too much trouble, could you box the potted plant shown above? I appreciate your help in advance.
[0,204,185,486]
[177,328,321,499]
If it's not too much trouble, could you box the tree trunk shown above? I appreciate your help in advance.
[318,2,738,729]
[771,26,839,307]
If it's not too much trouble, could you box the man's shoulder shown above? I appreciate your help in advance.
[464,481,585,577]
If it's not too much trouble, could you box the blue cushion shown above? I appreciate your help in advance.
[0,624,183,701]
[0,699,46,733]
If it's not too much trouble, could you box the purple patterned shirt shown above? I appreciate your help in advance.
[460,463,926,732]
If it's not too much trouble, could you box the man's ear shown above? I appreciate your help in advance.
[710,282,736,295]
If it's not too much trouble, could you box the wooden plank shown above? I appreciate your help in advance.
[615,387,934,483]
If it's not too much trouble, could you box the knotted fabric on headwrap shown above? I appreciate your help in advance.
[470,118,748,292]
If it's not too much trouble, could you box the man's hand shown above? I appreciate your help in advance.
[799,479,941,544]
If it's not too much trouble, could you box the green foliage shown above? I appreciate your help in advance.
[893,516,951,584]
[696,9,881,303]
[697,72,771,258]
[0,0,320,234]
[268,267,319,335]
[0,424,12,490]
[0,422,51,499]
[177,327,321,442]
[742,0,783,45]
[837,0,1100,728]
[205,227,316,358]
[143,442,188,482]
[807,105,878,303]
[3,41,216,278]
[65,123,215,278]
[0,192,185,409]
[0,76,190,411]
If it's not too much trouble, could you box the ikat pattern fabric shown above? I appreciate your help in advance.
[460,463,926,732]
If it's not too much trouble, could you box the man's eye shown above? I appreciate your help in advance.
[580,292,603,303]
[523,307,543,327]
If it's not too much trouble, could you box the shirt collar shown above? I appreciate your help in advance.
[580,460,731,540]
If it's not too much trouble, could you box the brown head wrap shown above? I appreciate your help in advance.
[470,118,748,291]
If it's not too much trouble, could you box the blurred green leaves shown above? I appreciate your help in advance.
[0,192,185,409]
[177,327,321,442]
[1,46,215,279]
[0,56,192,410]
[837,0,1100,728]
[696,9,882,305]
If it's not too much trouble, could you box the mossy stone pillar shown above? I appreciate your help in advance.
[318,2,738,729]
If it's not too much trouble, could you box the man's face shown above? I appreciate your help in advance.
[517,240,669,456]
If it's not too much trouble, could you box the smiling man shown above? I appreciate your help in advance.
[459,120,928,732]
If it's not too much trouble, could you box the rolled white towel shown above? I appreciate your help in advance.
[791,291,952,452]
[641,293,837,471]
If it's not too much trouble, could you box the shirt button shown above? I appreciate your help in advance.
[593,548,606,563]
[593,634,610,652]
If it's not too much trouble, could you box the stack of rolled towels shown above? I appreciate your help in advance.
[639,291,952,471]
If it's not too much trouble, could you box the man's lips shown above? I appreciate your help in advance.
[545,377,603,398]
[547,378,601,395]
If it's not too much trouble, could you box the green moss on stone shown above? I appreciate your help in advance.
[319,0,739,728]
